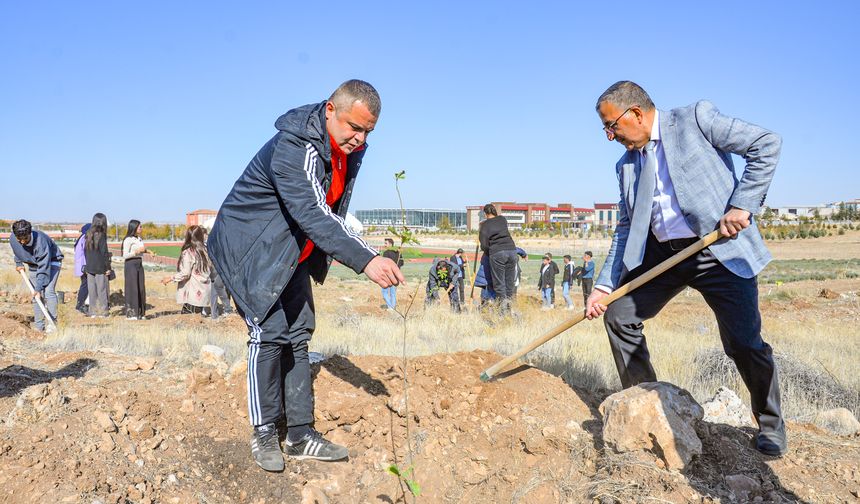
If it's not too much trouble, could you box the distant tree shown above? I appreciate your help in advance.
[760,207,776,226]
[437,215,451,231]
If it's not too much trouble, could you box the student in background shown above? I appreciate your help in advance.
[73,223,91,314]
[84,213,113,318]
[122,220,150,320]
[512,247,527,298]
[449,248,466,310]
[538,255,555,309]
[561,254,575,310]
[162,225,211,314]
[479,203,518,315]
[474,253,496,307]
[10,219,64,332]
[547,252,560,306]
[581,251,595,308]
[426,258,461,312]
[381,238,404,310]
[202,227,233,319]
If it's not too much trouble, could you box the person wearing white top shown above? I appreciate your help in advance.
[122,220,150,320]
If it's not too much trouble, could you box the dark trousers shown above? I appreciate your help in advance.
[581,278,593,307]
[75,275,88,311]
[210,270,233,318]
[489,250,518,312]
[603,232,783,435]
[240,262,315,428]
[124,258,146,318]
[457,277,465,309]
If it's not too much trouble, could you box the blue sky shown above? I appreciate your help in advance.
[1,1,857,223]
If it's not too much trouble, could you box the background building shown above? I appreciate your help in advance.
[466,202,593,231]
[594,203,620,228]
[186,209,218,227]
[355,208,466,231]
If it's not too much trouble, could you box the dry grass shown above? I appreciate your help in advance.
[2,237,859,423]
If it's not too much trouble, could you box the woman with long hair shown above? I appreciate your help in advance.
[84,212,113,317]
[122,219,150,320]
[162,225,211,314]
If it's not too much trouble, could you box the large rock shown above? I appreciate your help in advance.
[702,387,755,428]
[599,382,704,470]
[814,408,860,436]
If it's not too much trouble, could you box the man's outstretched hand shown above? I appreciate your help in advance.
[364,256,406,288]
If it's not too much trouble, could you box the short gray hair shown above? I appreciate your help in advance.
[596,81,655,112]
[329,79,381,117]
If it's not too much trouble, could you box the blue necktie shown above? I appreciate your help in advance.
[622,140,657,271]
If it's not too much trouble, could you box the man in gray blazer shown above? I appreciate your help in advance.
[585,81,785,457]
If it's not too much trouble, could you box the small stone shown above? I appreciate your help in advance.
[180,399,194,413]
[199,345,228,367]
[99,433,115,453]
[725,474,760,500]
[93,411,117,433]
[136,357,157,372]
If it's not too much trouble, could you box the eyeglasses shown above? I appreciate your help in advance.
[602,105,637,136]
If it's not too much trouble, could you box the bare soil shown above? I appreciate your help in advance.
[2,312,860,503]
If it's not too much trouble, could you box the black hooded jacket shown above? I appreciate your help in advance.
[208,101,378,323]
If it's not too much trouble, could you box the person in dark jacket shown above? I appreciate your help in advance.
[538,255,555,308]
[546,252,560,307]
[201,226,233,319]
[10,220,64,332]
[561,254,583,310]
[381,238,404,310]
[478,203,518,314]
[425,258,461,312]
[84,213,113,318]
[73,223,91,314]
[207,80,404,472]
[473,253,496,307]
[581,251,595,308]
[449,248,466,310]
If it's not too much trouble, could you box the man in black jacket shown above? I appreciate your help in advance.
[208,80,404,472]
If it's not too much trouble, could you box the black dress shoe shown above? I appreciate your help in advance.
[755,429,787,457]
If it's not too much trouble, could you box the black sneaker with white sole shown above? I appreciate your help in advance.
[250,423,285,472]
[285,429,348,461]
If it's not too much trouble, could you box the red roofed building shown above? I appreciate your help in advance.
[467,202,592,231]
[186,209,218,227]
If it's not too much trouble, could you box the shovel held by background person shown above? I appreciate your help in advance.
[479,230,722,382]
[18,268,57,332]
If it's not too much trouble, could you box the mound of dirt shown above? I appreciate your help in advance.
[1,350,859,503]
[0,311,34,339]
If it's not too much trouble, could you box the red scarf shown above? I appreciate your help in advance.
[297,136,349,263]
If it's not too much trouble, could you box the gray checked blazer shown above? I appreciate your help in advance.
[595,101,781,290]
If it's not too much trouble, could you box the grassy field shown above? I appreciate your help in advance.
[146,245,182,259]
